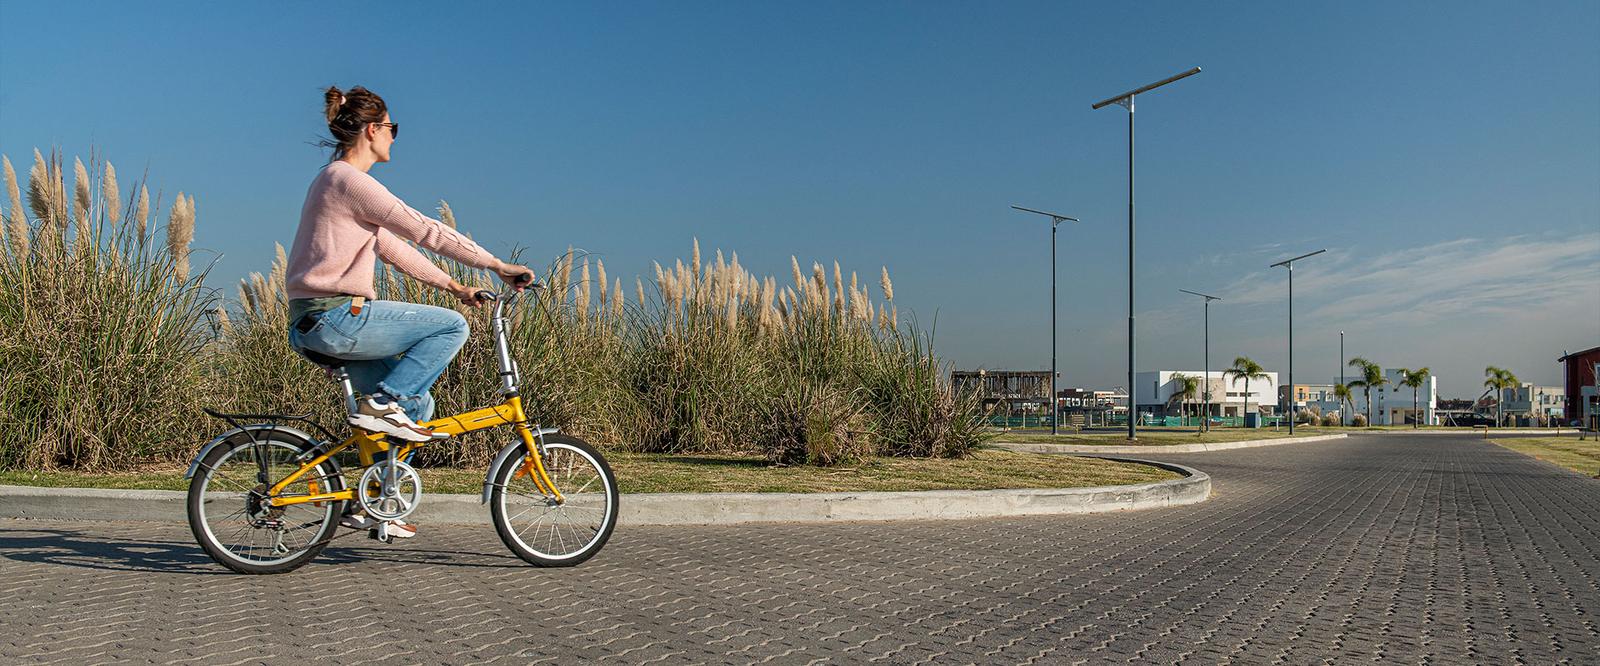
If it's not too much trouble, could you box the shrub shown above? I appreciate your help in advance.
[1319,413,1340,427]
[0,150,214,470]
[0,154,988,470]
[1351,413,1369,427]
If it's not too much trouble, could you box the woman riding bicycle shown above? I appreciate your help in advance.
[284,86,535,533]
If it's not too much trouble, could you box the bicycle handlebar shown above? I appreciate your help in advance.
[475,280,545,316]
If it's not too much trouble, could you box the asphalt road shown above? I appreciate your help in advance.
[2,433,1596,664]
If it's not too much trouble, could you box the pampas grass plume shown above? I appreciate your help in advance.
[134,186,150,238]
[3,155,25,256]
[437,200,456,229]
[691,238,701,288]
[72,157,91,223]
[577,257,591,322]
[168,193,195,277]
[102,162,121,223]
[27,149,58,231]
[791,256,803,292]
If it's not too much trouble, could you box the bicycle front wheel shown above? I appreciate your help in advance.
[489,434,618,567]
[187,432,344,574]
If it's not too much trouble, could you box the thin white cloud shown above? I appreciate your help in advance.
[1180,234,1600,325]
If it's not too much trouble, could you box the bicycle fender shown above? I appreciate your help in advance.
[183,424,319,479]
[482,442,525,504]
[481,427,561,504]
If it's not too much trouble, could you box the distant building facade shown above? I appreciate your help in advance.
[1368,369,1440,426]
[1558,346,1600,427]
[1279,383,1345,418]
[951,369,1052,414]
[1056,387,1124,427]
[1500,383,1566,426]
[1137,370,1278,417]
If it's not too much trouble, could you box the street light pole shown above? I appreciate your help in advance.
[1271,249,1327,435]
[1340,330,1345,426]
[1094,66,1201,440]
[1180,289,1221,432]
[1011,205,1080,436]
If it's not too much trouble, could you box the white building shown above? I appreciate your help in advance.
[1137,370,1279,417]
[1281,383,1346,419]
[1366,368,1439,426]
[1500,383,1565,425]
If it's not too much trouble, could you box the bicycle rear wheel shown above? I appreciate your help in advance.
[187,433,344,574]
[489,434,618,567]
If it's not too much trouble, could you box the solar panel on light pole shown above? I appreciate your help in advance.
[1271,249,1327,434]
[1179,289,1222,432]
[1011,205,1080,436]
[1092,66,1202,441]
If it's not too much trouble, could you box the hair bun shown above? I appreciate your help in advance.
[323,86,345,122]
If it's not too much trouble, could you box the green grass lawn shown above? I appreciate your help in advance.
[998,426,1338,446]
[0,448,1179,494]
[1490,437,1600,478]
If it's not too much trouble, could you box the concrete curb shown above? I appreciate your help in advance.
[1371,429,1577,436]
[992,432,1348,454]
[0,459,1209,526]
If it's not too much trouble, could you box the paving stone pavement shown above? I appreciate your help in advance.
[2,433,1597,665]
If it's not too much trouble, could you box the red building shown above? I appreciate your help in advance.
[1558,346,1600,424]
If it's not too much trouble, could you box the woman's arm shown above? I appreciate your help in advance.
[373,228,496,305]
[346,173,499,269]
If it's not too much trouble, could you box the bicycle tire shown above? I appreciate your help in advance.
[489,434,618,567]
[187,432,345,574]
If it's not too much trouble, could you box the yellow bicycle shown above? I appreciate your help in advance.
[184,289,618,574]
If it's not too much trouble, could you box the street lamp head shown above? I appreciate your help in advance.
[1010,205,1079,224]
[1270,248,1327,268]
[1092,67,1203,110]
[1179,288,1221,301]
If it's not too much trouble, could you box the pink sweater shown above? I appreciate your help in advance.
[285,160,497,300]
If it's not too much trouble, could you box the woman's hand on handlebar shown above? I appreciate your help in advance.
[492,260,538,291]
[447,281,488,307]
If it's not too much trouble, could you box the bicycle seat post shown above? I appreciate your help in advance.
[330,365,359,416]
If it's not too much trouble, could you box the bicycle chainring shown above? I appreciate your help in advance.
[357,461,423,521]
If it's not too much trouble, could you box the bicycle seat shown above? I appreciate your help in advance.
[294,347,347,370]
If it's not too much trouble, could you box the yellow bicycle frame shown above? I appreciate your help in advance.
[264,395,563,508]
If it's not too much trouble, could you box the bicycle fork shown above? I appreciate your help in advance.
[515,424,564,503]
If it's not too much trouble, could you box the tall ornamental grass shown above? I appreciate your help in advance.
[0,148,989,471]
[0,150,213,469]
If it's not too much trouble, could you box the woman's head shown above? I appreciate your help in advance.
[323,86,397,163]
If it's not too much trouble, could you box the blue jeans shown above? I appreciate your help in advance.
[287,300,469,423]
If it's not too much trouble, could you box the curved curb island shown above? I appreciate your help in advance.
[0,458,1209,526]
[993,432,1348,454]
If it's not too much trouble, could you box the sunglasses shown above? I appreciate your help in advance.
[373,122,399,138]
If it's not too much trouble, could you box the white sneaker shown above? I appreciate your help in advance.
[340,509,376,530]
[348,396,443,443]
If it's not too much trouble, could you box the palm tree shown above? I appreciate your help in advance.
[1167,373,1201,426]
[1333,382,1355,426]
[1224,357,1271,420]
[1483,366,1519,427]
[1395,367,1431,428]
[1346,358,1388,426]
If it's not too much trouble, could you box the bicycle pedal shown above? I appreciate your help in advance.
[368,527,393,544]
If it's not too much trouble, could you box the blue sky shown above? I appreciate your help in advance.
[3,1,1597,397]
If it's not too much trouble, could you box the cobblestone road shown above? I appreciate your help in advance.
[2,434,1597,664]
